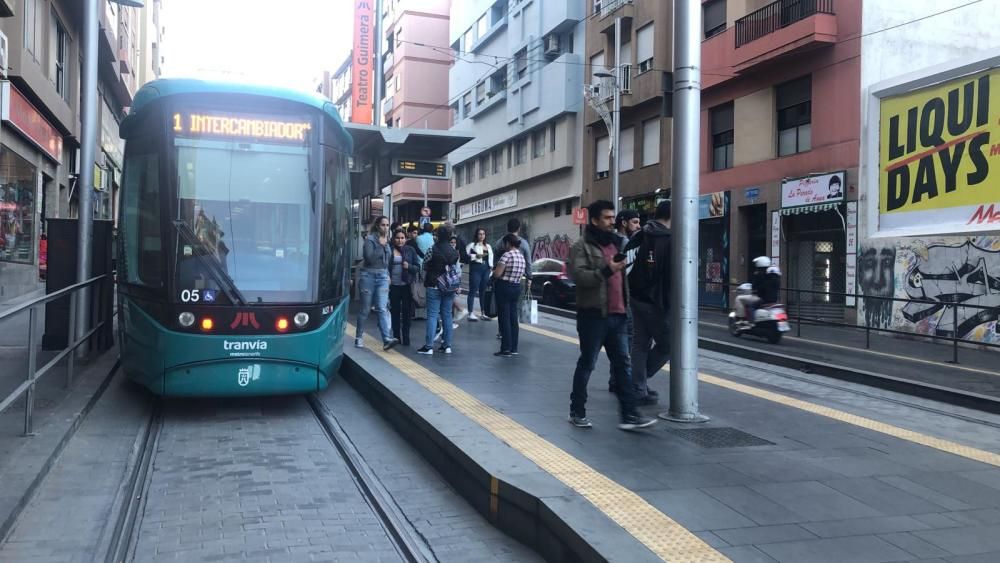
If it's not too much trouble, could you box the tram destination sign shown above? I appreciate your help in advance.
[172,111,313,143]
[391,158,450,180]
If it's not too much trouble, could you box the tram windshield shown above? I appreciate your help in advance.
[173,138,315,304]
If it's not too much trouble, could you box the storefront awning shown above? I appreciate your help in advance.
[780,202,840,215]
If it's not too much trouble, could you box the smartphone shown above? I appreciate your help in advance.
[613,253,627,262]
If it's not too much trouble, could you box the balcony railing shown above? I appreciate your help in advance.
[735,0,834,48]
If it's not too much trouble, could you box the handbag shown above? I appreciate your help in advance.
[411,270,426,307]
[520,298,539,325]
[481,280,497,318]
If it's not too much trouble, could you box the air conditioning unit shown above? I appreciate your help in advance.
[543,34,561,57]
[586,84,602,97]
[0,31,8,79]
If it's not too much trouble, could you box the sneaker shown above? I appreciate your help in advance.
[619,415,657,431]
[494,351,512,357]
[455,309,469,323]
[355,338,365,348]
[569,415,593,429]
[496,333,501,339]
[383,338,399,351]
[510,351,519,355]
[469,313,479,321]
[452,323,459,330]
[416,346,434,355]
[443,346,452,354]
[481,315,493,321]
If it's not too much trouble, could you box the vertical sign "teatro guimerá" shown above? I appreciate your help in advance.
[351,0,374,125]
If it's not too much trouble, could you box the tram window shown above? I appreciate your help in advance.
[319,150,351,302]
[123,152,163,287]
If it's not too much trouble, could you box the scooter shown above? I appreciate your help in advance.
[728,283,791,344]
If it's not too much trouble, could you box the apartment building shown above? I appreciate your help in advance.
[700,0,861,317]
[379,0,453,221]
[0,0,143,301]
[448,0,586,254]
[321,52,353,123]
[582,0,673,221]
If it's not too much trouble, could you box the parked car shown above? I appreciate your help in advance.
[530,259,575,308]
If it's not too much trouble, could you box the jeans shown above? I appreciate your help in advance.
[571,314,637,421]
[425,288,456,348]
[630,300,671,398]
[468,262,491,313]
[356,269,393,343]
[495,280,521,353]
[389,284,413,345]
[609,309,634,389]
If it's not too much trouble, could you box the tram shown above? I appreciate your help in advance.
[116,79,353,396]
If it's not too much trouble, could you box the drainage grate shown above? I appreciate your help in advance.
[665,427,775,448]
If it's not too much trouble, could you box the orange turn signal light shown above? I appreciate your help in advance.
[200,317,214,331]
[276,317,289,332]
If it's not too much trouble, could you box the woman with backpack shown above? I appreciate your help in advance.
[417,225,460,355]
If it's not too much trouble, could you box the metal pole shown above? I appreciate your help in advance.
[422,178,428,208]
[952,303,959,364]
[611,16,622,206]
[662,0,707,423]
[372,0,384,125]
[67,291,77,387]
[24,307,38,435]
[76,0,100,361]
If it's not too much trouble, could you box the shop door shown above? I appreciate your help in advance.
[742,204,767,280]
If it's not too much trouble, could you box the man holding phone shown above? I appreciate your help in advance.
[567,200,656,432]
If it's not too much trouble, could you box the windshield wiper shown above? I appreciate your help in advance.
[173,220,247,306]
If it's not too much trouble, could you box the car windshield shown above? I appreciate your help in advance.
[173,138,314,304]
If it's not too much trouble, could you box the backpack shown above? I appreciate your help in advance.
[436,263,462,293]
[628,231,671,309]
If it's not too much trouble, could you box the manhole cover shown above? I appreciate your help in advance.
[666,427,775,448]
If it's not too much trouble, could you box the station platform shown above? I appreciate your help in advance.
[345,312,1000,562]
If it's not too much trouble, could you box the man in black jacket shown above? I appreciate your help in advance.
[623,200,672,404]
[418,225,460,355]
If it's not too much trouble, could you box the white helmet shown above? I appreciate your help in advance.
[752,256,771,268]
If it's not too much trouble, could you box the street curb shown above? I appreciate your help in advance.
[339,351,660,563]
[0,353,121,543]
[538,305,1000,415]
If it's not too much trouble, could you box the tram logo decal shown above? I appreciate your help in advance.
[224,340,268,357]
[230,312,261,329]
[238,365,261,387]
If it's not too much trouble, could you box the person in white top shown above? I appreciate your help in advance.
[465,228,494,320]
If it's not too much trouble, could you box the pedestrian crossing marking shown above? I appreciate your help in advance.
[346,323,729,563]
[522,324,1000,468]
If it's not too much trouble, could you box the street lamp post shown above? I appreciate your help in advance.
[76,0,144,358]
[593,16,624,207]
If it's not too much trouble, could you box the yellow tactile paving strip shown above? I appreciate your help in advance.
[522,324,1000,468]
[346,323,728,562]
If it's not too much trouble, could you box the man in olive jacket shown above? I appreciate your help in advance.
[567,200,656,432]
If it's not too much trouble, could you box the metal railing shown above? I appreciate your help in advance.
[735,0,835,48]
[702,280,1000,365]
[0,275,110,435]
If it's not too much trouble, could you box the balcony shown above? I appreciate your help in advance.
[732,0,837,71]
[593,0,634,33]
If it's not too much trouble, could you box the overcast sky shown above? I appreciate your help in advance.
[160,0,354,93]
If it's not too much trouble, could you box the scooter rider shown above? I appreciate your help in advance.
[737,257,780,324]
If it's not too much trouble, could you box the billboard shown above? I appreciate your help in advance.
[879,69,999,235]
[781,171,845,208]
[351,1,374,125]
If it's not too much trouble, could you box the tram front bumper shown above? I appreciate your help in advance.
[162,360,326,397]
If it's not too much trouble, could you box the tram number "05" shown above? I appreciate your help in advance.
[180,289,201,303]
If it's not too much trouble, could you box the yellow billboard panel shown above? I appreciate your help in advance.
[879,69,1000,234]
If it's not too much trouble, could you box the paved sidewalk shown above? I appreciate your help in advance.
[352,312,1000,562]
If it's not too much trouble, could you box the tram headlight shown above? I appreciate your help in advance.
[293,312,310,328]
[178,312,195,327]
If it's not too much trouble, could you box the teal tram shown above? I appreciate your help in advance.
[116,79,353,396]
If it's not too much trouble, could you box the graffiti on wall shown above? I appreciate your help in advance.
[857,236,1000,343]
[531,234,572,262]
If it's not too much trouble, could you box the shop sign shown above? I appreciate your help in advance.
[1,82,63,163]
[878,69,999,235]
[845,201,858,307]
[351,0,374,124]
[572,207,588,225]
[458,190,517,220]
[770,210,781,269]
[698,192,726,220]
[781,171,845,209]
[744,187,760,203]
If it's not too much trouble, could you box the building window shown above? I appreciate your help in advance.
[595,136,610,179]
[532,128,546,159]
[464,27,475,50]
[507,143,513,168]
[514,137,528,165]
[456,164,463,187]
[450,102,459,125]
[703,0,726,38]
[491,0,508,25]
[23,0,38,55]
[489,66,507,96]
[711,102,734,170]
[515,48,528,80]
[550,122,557,152]
[479,155,488,179]
[396,26,403,48]
[776,75,812,156]
[394,75,400,92]
[463,92,472,116]
[491,148,502,173]
[554,203,561,217]
[590,51,606,84]
[52,13,69,99]
[636,23,654,73]
[641,118,660,167]
[619,127,634,172]
[0,149,38,265]
[566,201,572,216]
[477,15,488,39]
[467,162,476,184]
[593,0,602,15]
[476,81,486,104]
